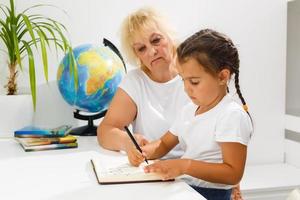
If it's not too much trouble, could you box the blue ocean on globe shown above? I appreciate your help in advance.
[57,44,125,113]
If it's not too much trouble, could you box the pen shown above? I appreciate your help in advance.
[124,126,149,164]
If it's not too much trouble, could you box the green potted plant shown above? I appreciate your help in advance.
[0,0,77,110]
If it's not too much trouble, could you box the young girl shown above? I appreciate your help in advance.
[128,29,253,200]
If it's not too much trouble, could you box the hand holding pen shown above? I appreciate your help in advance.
[124,126,149,166]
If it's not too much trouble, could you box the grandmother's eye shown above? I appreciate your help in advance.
[137,46,146,52]
[151,37,161,44]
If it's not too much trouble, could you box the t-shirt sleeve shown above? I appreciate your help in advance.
[118,70,139,104]
[214,109,253,145]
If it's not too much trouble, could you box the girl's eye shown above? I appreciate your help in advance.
[189,78,200,85]
[182,78,200,85]
[190,80,199,85]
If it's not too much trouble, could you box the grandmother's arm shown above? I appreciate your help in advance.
[97,88,143,152]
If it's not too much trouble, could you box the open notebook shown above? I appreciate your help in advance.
[91,154,174,184]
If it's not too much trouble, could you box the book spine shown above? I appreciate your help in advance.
[23,143,78,152]
[14,125,72,138]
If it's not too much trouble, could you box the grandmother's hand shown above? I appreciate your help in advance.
[125,133,149,167]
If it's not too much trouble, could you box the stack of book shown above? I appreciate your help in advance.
[14,125,78,152]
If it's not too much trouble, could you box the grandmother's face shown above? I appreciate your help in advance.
[132,27,174,72]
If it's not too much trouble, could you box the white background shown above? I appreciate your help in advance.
[0,0,287,165]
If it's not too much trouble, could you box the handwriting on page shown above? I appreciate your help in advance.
[104,163,147,176]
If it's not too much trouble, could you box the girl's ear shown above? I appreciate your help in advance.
[218,68,230,85]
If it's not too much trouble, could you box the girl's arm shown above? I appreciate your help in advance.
[184,142,247,185]
[128,132,179,166]
[144,131,179,159]
[97,88,148,152]
[145,142,247,185]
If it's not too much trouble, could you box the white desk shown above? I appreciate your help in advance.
[0,136,205,200]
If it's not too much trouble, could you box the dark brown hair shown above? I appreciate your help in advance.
[177,29,249,114]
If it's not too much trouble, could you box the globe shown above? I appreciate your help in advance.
[57,43,125,113]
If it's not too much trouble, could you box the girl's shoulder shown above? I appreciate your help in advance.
[219,95,248,114]
[220,100,248,119]
[226,100,248,114]
[215,95,252,126]
[214,95,253,145]
[217,99,253,132]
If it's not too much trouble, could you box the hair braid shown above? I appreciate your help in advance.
[234,69,248,113]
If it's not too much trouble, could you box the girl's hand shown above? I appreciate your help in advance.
[134,133,149,146]
[144,159,187,180]
[140,141,160,159]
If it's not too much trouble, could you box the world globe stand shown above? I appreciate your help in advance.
[69,109,107,136]
[58,38,127,136]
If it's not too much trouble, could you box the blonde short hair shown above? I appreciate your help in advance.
[120,7,177,67]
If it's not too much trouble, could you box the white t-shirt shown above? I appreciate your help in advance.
[119,69,190,158]
[170,94,253,189]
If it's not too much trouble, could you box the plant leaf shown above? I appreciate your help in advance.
[36,29,48,82]
[9,0,15,21]
[16,14,44,35]
[34,23,59,57]
[0,17,14,62]
[51,20,68,52]
[21,14,37,49]
[32,21,59,51]
[0,20,9,46]
[0,4,10,17]
[11,24,22,70]
[22,40,36,110]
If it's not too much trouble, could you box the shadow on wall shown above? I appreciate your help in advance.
[33,81,78,128]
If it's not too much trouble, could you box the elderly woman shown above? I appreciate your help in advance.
[97,7,189,160]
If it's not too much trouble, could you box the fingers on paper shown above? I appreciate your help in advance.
[143,161,173,180]
[144,161,163,173]
[128,148,145,167]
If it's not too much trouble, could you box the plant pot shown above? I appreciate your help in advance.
[0,94,33,136]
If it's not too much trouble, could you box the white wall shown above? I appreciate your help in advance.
[0,0,287,164]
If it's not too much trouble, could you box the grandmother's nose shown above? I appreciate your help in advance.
[148,46,158,56]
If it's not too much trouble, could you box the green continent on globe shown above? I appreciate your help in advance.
[78,48,121,96]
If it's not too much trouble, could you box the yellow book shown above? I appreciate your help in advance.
[16,135,77,146]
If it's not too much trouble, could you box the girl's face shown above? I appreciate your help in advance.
[178,58,229,108]
[132,27,174,72]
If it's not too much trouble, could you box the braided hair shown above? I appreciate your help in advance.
[177,29,250,115]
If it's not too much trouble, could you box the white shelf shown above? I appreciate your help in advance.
[241,163,300,200]
[285,114,300,133]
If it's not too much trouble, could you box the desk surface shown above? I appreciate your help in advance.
[0,136,205,200]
